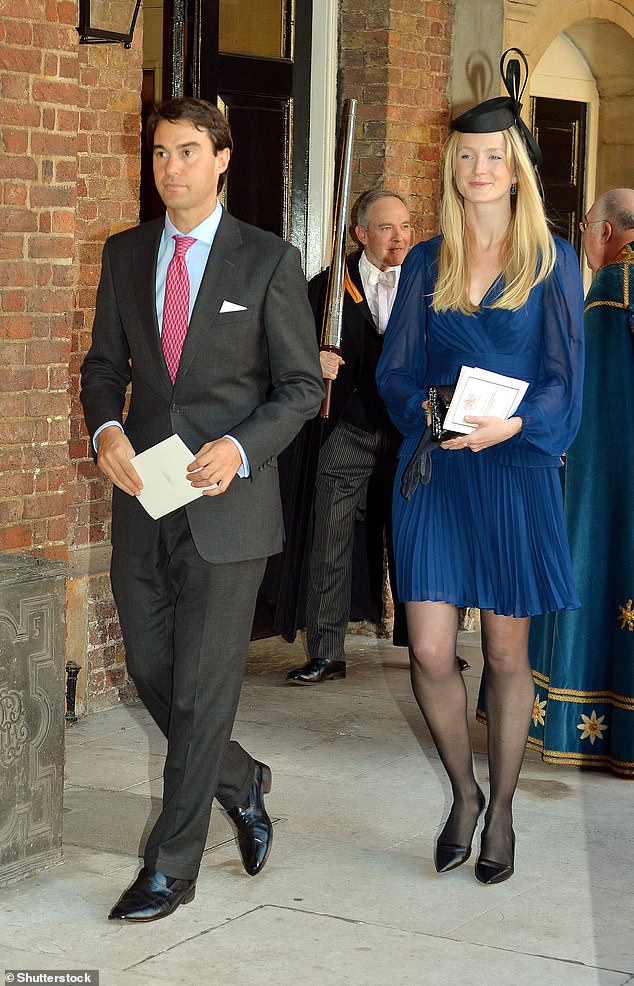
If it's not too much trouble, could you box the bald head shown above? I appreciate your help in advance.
[583,187,634,272]
[596,188,634,233]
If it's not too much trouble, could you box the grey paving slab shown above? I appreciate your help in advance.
[106,775,164,800]
[0,946,163,986]
[235,651,487,753]
[62,786,174,857]
[234,682,425,743]
[0,858,255,974]
[512,759,634,821]
[224,719,435,784]
[59,843,146,876]
[132,904,631,986]
[67,719,166,757]
[452,881,634,974]
[510,810,634,893]
[64,703,155,745]
[62,787,281,861]
[390,801,622,877]
[197,831,544,938]
[64,744,165,793]
[265,752,448,849]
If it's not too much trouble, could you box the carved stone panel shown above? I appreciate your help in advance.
[0,557,66,887]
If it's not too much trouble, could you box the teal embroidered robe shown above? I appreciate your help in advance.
[528,243,634,776]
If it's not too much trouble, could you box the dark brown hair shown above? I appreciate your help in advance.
[147,98,233,192]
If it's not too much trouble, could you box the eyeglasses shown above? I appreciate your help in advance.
[579,218,606,232]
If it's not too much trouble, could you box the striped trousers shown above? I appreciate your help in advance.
[305,419,398,665]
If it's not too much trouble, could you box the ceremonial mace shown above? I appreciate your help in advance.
[320,97,357,419]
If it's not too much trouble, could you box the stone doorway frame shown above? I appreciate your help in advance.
[451,0,634,195]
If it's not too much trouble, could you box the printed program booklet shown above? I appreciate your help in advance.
[131,434,217,519]
[443,366,529,435]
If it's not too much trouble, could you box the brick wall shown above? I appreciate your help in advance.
[69,45,142,555]
[0,0,78,560]
[0,1,143,710]
[69,40,143,711]
[340,0,454,239]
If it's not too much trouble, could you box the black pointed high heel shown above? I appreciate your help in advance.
[475,828,516,884]
[435,788,486,874]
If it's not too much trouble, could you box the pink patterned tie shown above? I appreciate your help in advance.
[161,234,197,383]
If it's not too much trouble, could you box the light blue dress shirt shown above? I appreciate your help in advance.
[94,201,250,476]
[155,203,223,329]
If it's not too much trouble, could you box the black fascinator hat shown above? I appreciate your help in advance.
[450,48,543,167]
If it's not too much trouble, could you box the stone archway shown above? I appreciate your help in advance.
[504,0,634,60]
[505,0,634,194]
[451,0,634,192]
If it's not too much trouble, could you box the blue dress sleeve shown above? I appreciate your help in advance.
[376,241,431,437]
[512,237,585,457]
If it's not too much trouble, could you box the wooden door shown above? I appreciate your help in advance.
[531,97,588,258]
[162,0,312,254]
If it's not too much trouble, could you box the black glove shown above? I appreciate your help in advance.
[400,428,434,497]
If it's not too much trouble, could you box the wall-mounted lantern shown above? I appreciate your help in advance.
[77,0,141,47]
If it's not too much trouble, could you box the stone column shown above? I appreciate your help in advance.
[0,556,66,887]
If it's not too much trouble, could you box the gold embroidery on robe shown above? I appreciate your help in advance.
[618,598,634,631]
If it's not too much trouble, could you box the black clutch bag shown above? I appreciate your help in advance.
[428,385,461,443]
[400,383,461,498]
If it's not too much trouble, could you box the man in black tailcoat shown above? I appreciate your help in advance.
[284,189,412,684]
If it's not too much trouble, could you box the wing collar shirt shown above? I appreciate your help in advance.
[358,250,401,334]
[94,200,249,475]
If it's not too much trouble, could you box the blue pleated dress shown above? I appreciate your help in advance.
[376,235,585,618]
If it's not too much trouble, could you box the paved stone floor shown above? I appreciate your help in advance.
[1,631,633,985]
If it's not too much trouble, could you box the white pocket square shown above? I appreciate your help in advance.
[220,300,248,313]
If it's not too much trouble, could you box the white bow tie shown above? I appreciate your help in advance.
[372,267,399,333]
[377,268,398,288]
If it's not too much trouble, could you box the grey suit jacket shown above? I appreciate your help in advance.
[80,211,325,563]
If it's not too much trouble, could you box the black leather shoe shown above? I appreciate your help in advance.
[286,658,346,684]
[108,868,196,922]
[475,829,516,885]
[227,761,273,876]
[457,656,470,672]
[435,788,486,874]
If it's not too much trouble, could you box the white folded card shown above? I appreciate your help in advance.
[219,300,247,313]
[443,366,529,435]
[131,434,217,520]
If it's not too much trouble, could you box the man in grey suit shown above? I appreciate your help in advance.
[80,98,324,922]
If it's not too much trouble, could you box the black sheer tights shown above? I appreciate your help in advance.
[406,602,534,866]
[479,609,534,865]
[406,602,483,850]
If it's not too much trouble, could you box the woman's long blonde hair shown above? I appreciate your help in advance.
[432,126,556,314]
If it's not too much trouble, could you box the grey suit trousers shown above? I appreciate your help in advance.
[111,507,267,880]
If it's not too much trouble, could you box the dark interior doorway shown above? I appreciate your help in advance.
[531,96,588,258]
[140,69,165,224]
[150,0,312,257]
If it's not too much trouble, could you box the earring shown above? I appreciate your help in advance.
[510,183,517,196]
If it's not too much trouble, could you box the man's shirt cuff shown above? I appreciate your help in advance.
[224,435,250,477]
[93,420,123,452]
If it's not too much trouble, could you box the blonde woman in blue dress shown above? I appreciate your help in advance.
[376,51,584,884]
